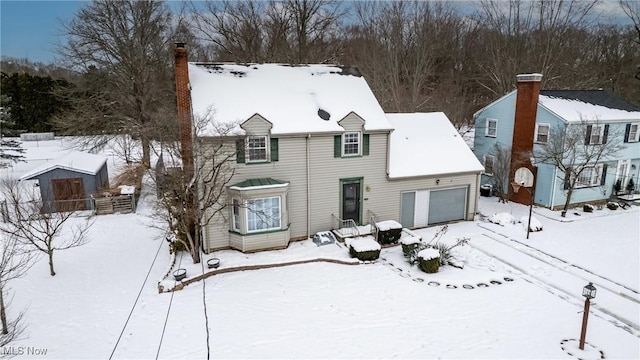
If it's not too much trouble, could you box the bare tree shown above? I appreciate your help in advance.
[0,233,34,346]
[486,143,513,203]
[0,180,93,276]
[191,0,344,63]
[153,114,239,263]
[57,0,176,167]
[473,0,598,94]
[533,121,624,216]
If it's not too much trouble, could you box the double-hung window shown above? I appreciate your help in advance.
[246,197,281,232]
[535,124,550,144]
[588,125,605,145]
[247,136,268,162]
[575,165,603,188]
[627,124,639,142]
[483,155,495,176]
[485,118,497,137]
[343,132,360,156]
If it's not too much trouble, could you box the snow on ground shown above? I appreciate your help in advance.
[3,137,640,359]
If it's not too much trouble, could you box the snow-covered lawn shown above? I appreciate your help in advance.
[3,138,639,359]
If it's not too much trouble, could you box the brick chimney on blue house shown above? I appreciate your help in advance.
[510,73,543,205]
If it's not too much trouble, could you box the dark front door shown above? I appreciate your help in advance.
[342,182,360,224]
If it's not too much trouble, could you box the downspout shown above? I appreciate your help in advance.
[306,134,311,240]
[550,166,557,210]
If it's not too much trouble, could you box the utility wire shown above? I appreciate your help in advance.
[201,255,211,359]
[155,251,181,359]
[109,237,164,360]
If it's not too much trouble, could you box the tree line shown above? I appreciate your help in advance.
[1,0,638,144]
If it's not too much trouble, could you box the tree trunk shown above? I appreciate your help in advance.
[48,251,56,276]
[142,138,151,168]
[562,187,575,217]
[0,285,7,335]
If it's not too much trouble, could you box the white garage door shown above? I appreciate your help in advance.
[428,187,467,224]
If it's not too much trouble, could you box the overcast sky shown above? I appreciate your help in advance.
[0,0,634,65]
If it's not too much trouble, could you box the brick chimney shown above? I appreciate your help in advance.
[510,73,542,205]
[174,42,194,181]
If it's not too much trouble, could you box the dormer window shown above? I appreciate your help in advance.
[247,136,268,162]
[343,132,360,156]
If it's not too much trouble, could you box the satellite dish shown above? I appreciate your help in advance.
[318,109,330,121]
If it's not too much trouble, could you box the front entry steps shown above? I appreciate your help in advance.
[332,224,374,241]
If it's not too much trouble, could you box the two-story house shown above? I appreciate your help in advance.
[174,44,484,253]
[473,73,640,210]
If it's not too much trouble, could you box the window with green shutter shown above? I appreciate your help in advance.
[236,139,245,163]
[363,134,370,156]
[270,138,279,162]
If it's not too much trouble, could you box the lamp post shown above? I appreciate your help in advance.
[579,282,597,350]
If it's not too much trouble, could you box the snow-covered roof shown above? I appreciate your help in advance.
[188,63,393,136]
[20,151,107,180]
[387,112,484,179]
[539,92,640,123]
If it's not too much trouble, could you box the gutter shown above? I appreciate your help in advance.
[306,134,311,241]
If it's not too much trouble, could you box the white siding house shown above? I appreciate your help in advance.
[175,46,484,252]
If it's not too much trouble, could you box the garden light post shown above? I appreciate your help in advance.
[579,282,597,350]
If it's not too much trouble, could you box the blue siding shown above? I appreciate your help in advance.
[473,93,639,209]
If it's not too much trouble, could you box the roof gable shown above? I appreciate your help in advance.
[188,63,393,136]
[20,151,107,180]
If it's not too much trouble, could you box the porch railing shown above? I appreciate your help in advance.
[331,214,360,237]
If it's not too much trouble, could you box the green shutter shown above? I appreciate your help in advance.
[334,135,341,158]
[363,134,370,156]
[270,138,279,162]
[236,139,245,164]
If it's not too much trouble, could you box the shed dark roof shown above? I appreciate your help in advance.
[539,90,640,112]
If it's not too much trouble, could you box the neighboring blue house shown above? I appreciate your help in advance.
[473,73,640,210]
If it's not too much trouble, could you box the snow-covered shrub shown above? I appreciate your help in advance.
[417,248,440,273]
[488,212,515,226]
[606,202,619,210]
[346,236,381,261]
[519,216,543,232]
[400,236,422,257]
[583,204,594,213]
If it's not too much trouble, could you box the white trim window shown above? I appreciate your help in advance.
[485,118,497,137]
[343,132,360,156]
[535,123,550,144]
[574,164,603,188]
[628,124,639,142]
[589,125,604,145]
[232,198,241,231]
[483,155,495,175]
[247,196,281,232]
[247,136,268,162]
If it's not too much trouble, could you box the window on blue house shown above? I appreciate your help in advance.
[485,118,497,137]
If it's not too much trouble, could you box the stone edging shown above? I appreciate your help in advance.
[161,257,359,293]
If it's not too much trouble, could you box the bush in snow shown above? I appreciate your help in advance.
[519,216,543,232]
[583,204,594,213]
[417,248,440,273]
[488,212,516,226]
[606,202,618,210]
[346,236,381,261]
[400,236,422,258]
